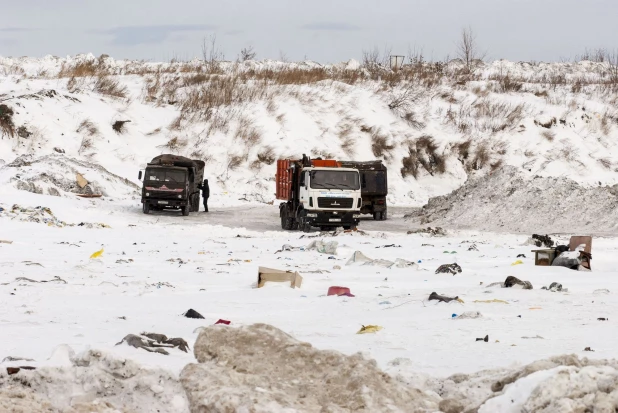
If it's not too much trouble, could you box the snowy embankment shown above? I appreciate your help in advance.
[1,54,618,214]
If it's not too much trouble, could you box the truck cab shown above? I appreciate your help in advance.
[139,154,204,216]
[277,156,362,232]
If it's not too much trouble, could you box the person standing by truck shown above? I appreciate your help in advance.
[201,179,210,212]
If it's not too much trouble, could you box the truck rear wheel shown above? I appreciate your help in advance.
[373,212,380,220]
[281,208,293,230]
[142,202,150,214]
[381,208,388,220]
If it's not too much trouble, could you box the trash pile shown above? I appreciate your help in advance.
[0,204,110,228]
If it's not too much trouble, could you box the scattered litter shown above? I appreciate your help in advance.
[593,289,610,295]
[379,301,391,305]
[421,243,435,247]
[511,260,524,266]
[504,276,533,290]
[517,254,526,258]
[11,276,66,284]
[6,366,35,375]
[476,335,489,342]
[327,286,355,297]
[0,240,13,244]
[584,347,594,352]
[115,259,134,264]
[22,261,44,267]
[541,282,566,292]
[375,244,401,248]
[118,316,126,320]
[467,244,479,251]
[456,311,483,319]
[522,335,545,339]
[2,356,35,362]
[333,265,341,270]
[275,244,304,253]
[443,250,457,254]
[474,299,509,304]
[407,227,446,236]
[306,240,338,255]
[527,234,554,248]
[529,307,542,310]
[597,317,608,321]
[215,319,231,325]
[0,204,109,229]
[257,267,303,288]
[346,251,419,270]
[435,263,462,275]
[452,313,457,318]
[89,247,104,259]
[357,325,382,334]
[184,309,205,319]
[115,333,189,355]
[428,292,462,303]
[150,282,174,289]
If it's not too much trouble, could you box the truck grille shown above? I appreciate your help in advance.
[317,197,353,208]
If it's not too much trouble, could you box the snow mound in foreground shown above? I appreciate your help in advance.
[1,154,140,198]
[0,348,188,413]
[411,166,618,233]
[181,323,441,412]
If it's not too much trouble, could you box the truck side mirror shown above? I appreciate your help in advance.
[138,171,142,180]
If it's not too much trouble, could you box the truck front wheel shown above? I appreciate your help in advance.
[281,208,293,230]
[142,202,150,214]
[182,204,190,216]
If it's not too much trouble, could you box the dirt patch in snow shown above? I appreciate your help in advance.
[409,166,618,234]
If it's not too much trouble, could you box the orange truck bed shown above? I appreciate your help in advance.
[275,158,342,201]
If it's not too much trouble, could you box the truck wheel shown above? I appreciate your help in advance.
[142,203,150,214]
[381,208,388,220]
[191,194,199,212]
[281,208,293,230]
[182,204,190,216]
[373,212,380,220]
[301,218,311,233]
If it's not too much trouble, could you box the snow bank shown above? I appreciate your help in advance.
[411,166,618,233]
[180,323,441,412]
[0,347,188,412]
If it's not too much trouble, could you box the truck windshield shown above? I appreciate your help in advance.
[310,170,360,190]
[145,169,186,183]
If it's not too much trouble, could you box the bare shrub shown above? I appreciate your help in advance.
[370,129,395,158]
[227,155,245,171]
[490,159,503,172]
[257,146,276,165]
[112,120,131,133]
[58,60,103,78]
[453,138,472,164]
[387,84,423,112]
[239,46,257,62]
[159,136,187,151]
[541,130,555,141]
[598,157,612,169]
[534,90,549,98]
[524,149,535,158]
[456,26,486,72]
[201,34,224,73]
[0,104,15,138]
[403,111,426,129]
[496,74,523,92]
[470,142,490,170]
[234,116,262,145]
[78,136,93,154]
[146,127,162,136]
[94,76,127,98]
[183,74,209,86]
[77,119,98,136]
[401,135,445,178]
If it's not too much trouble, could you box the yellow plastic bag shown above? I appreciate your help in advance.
[511,260,524,266]
[90,248,104,259]
[357,325,383,334]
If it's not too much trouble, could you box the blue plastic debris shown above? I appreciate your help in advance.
[379,301,391,305]
[418,260,422,263]
[328,256,336,259]
[452,313,457,318]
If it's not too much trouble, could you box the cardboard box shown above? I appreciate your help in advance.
[257,267,302,288]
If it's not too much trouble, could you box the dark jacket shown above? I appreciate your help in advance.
[202,180,210,198]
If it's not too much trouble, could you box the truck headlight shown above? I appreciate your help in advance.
[178,195,182,198]
[306,213,318,218]
[146,192,150,197]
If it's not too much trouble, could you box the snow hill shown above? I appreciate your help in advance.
[1,54,618,208]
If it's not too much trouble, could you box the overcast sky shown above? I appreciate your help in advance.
[1,0,616,63]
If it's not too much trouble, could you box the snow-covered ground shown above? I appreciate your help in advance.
[2,189,618,411]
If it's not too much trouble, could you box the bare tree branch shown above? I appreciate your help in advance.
[456,26,485,72]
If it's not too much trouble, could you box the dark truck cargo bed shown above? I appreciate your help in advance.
[339,160,388,220]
